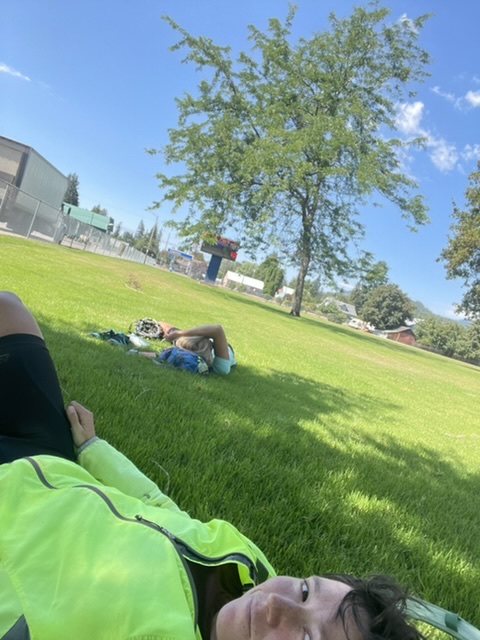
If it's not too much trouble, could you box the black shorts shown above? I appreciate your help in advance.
[0,334,75,463]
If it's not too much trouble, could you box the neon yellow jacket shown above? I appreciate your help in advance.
[0,439,275,639]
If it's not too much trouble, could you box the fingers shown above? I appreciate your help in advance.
[67,401,96,447]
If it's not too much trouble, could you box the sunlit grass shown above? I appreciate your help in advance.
[2,234,479,627]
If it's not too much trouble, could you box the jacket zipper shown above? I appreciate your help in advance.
[25,457,259,631]
[134,514,258,580]
[25,458,199,631]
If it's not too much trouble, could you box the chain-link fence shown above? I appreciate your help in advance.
[0,178,155,266]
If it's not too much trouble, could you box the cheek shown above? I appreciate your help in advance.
[214,594,250,640]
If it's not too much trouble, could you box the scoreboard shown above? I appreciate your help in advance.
[200,235,239,261]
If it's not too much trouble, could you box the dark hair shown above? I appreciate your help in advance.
[323,574,426,640]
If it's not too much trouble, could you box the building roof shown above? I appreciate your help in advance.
[323,297,357,317]
[383,327,415,334]
[224,271,264,290]
[62,203,110,232]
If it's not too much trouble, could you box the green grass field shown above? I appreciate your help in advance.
[2,234,479,627]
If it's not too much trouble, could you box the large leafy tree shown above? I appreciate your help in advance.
[438,161,480,320]
[415,316,467,358]
[361,283,415,330]
[63,173,79,206]
[152,4,430,315]
[350,260,390,316]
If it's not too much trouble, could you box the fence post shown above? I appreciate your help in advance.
[0,183,9,217]
[26,201,41,239]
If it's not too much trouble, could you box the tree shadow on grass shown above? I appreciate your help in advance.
[41,321,480,626]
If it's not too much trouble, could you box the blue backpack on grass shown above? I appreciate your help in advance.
[156,347,209,375]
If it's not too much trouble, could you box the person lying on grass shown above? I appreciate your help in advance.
[0,291,423,640]
[140,320,237,375]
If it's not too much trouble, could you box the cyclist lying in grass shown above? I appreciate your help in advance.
[0,291,423,640]
[140,320,237,375]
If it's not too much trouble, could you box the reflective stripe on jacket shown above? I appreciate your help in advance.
[0,439,275,639]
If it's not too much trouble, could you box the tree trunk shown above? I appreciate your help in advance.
[290,253,310,317]
[290,208,313,317]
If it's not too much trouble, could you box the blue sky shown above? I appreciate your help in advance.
[2,1,480,318]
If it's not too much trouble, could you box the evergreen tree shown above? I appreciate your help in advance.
[135,220,146,242]
[91,204,108,216]
[63,173,80,206]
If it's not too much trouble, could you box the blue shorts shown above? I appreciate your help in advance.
[0,334,75,463]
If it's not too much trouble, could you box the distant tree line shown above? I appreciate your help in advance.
[415,317,480,363]
[112,219,163,259]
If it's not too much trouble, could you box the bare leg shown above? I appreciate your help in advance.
[0,292,43,339]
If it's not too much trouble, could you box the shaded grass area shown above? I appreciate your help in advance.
[2,235,480,626]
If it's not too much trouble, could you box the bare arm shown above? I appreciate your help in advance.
[158,321,179,336]
[168,324,230,360]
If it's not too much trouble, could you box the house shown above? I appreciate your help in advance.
[275,286,295,299]
[383,327,416,346]
[223,271,264,294]
[322,297,357,319]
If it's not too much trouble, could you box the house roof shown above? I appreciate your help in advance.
[323,297,357,316]
[383,327,415,334]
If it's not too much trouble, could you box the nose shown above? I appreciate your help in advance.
[265,592,301,627]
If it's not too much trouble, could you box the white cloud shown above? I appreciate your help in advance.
[0,63,30,82]
[431,85,456,104]
[395,101,459,173]
[431,83,480,110]
[395,101,424,136]
[426,137,459,172]
[462,144,480,163]
[465,90,480,108]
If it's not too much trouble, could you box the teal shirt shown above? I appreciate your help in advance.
[211,345,236,375]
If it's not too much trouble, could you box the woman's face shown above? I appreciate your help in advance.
[211,576,362,640]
